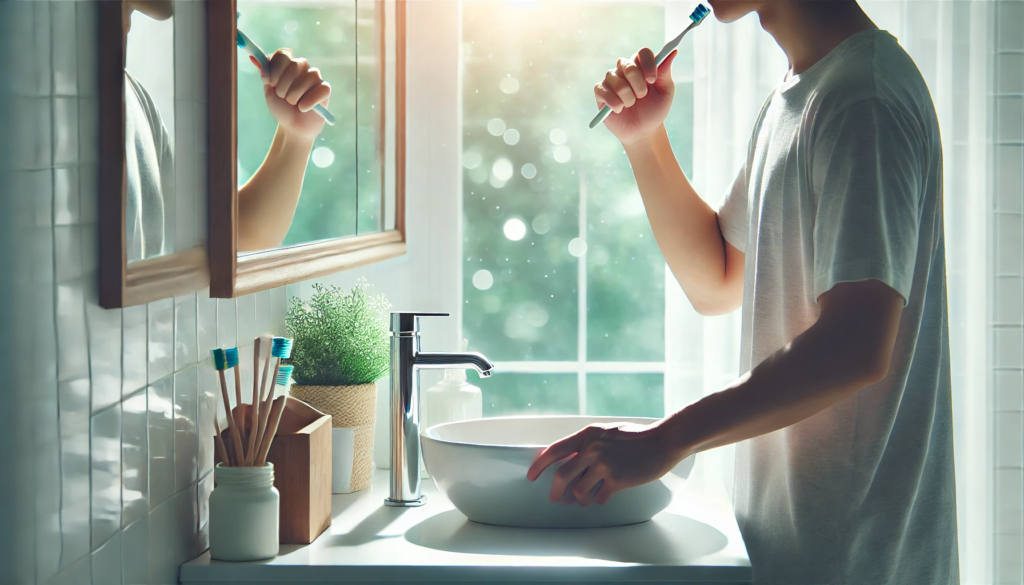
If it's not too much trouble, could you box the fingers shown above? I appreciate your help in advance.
[527,432,584,481]
[635,47,657,83]
[572,470,605,507]
[274,59,309,99]
[549,453,591,503]
[297,82,331,112]
[594,48,658,114]
[618,58,648,101]
[606,62,638,108]
[594,81,624,113]
[594,480,618,505]
[284,68,325,107]
[267,49,294,86]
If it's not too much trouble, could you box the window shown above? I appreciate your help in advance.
[461,0,695,418]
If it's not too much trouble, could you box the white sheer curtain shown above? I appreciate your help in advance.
[668,3,995,582]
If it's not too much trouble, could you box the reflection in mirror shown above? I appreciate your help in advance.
[125,0,176,263]
[236,0,395,255]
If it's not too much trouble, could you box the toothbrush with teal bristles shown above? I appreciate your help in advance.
[213,347,246,466]
[236,27,336,126]
[589,3,710,129]
[254,338,293,457]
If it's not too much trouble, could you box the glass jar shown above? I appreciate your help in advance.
[209,463,280,561]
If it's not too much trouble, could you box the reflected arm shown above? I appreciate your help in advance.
[236,126,314,252]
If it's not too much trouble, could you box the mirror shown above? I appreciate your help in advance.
[234,0,397,253]
[100,0,210,307]
[208,0,405,298]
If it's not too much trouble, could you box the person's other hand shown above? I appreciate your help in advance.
[595,48,678,147]
[526,421,676,506]
[252,50,331,141]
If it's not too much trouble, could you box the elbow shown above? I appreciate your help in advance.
[693,301,736,317]
[851,346,894,388]
[687,289,742,316]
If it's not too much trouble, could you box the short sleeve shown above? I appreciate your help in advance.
[812,99,922,305]
[718,165,749,253]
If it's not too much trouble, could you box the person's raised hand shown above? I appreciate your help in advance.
[526,421,677,507]
[594,48,678,147]
[251,49,331,141]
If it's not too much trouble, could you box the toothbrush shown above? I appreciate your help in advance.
[212,347,245,467]
[237,28,336,126]
[254,338,293,459]
[244,335,273,466]
[589,3,710,129]
[253,366,294,467]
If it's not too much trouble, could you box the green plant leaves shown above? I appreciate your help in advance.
[285,279,391,386]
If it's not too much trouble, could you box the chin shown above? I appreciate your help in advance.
[706,0,760,23]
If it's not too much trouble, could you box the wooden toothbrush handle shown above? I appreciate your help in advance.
[245,339,262,466]
[218,369,245,467]
[254,358,282,461]
[232,365,249,463]
[256,395,286,467]
[213,417,230,466]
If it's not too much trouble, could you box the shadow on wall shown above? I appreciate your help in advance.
[404,509,728,565]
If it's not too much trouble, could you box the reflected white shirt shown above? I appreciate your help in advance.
[125,72,172,262]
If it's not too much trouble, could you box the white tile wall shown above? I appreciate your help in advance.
[0,2,288,583]
[994,2,1024,583]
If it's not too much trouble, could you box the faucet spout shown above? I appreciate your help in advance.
[415,352,494,377]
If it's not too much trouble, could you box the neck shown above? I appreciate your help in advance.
[756,1,877,76]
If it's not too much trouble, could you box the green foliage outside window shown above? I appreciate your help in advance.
[462,1,693,417]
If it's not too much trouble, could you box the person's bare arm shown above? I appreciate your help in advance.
[527,278,904,505]
[596,48,743,315]
[624,128,744,314]
[237,50,331,252]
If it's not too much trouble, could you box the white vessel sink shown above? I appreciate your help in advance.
[421,416,696,528]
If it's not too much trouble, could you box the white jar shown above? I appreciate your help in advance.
[209,463,280,561]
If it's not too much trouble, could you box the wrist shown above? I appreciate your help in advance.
[620,124,670,154]
[650,406,699,463]
[277,126,316,151]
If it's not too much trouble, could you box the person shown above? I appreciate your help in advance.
[527,1,957,583]
[124,0,329,260]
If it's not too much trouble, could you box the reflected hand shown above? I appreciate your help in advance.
[252,49,331,141]
[526,421,676,506]
[594,48,678,146]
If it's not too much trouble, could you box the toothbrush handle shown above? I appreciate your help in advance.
[589,105,613,129]
[313,103,336,126]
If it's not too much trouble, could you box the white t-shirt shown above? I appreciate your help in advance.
[718,30,957,584]
[125,72,172,262]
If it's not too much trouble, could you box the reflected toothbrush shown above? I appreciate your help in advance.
[589,3,710,130]
[236,27,336,126]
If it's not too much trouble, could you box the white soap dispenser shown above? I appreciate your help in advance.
[425,368,483,432]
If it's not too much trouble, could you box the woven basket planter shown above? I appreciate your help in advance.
[290,383,377,493]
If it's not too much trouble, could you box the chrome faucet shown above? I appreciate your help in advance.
[385,312,494,507]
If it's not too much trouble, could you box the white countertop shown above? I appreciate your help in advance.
[181,469,752,584]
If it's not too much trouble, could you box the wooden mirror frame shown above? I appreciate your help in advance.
[99,0,211,309]
[208,0,407,299]
[100,0,211,309]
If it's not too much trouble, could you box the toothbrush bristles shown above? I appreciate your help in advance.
[690,3,709,23]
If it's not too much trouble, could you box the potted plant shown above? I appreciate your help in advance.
[286,279,391,493]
